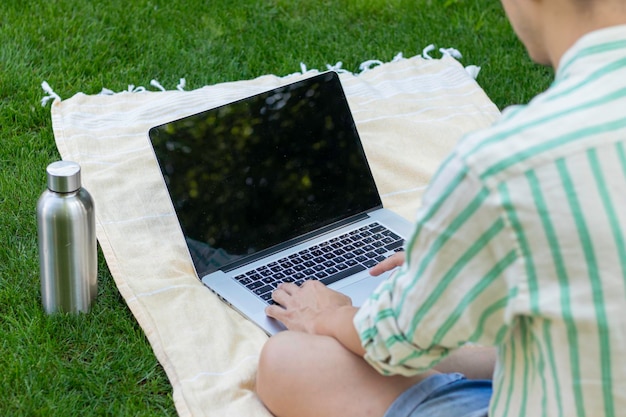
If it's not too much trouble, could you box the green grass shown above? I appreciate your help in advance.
[0,0,553,415]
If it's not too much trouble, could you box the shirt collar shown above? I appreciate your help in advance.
[555,24,626,83]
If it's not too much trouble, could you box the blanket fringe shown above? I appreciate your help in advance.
[150,79,167,92]
[40,81,61,107]
[423,45,463,60]
[40,46,479,106]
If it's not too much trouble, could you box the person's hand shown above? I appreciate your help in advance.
[369,251,405,276]
[265,280,352,334]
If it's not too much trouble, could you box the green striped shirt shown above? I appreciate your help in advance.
[354,25,626,417]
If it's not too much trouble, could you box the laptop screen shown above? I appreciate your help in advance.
[149,72,382,277]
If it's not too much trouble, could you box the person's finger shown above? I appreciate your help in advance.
[369,252,405,276]
[369,258,391,276]
[276,282,299,295]
[265,304,285,320]
[300,279,320,288]
[271,286,292,306]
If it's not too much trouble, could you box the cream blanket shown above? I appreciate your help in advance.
[48,54,500,416]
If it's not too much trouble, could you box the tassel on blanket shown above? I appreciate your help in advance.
[422,44,463,60]
[39,47,480,106]
[326,62,350,74]
[465,65,481,79]
[127,85,147,93]
[40,81,61,106]
[439,47,463,59]
[99,88,116,96]
[359,59,384,73]
[421,44,480,78]
[150,79,167,92]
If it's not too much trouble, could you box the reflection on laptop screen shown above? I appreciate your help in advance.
[149,72,382,277]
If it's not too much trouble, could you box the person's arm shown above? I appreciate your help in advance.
[266,275,497,379]
[266,252,498,379]
[433,345,496,380]
[315,304,365,356]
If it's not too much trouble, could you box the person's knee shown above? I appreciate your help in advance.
[256,331,299,410]
[257,331,290,381]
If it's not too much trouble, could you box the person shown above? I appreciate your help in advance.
[256,0,626,415]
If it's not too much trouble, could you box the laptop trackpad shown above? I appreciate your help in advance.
[334,272,389,307]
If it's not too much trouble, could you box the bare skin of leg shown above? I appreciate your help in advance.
[256,330,437,417]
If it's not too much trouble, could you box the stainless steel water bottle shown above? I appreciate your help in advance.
[37,161,97,314]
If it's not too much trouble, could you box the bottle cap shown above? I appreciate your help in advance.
[46,161,82,193]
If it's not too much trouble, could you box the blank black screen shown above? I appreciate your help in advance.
[149,72,381,277]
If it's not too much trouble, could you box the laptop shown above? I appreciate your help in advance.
[148,71,412,334]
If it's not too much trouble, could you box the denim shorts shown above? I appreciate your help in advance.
[384,373,492,417]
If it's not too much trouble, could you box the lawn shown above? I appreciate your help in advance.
[0,0,553,415]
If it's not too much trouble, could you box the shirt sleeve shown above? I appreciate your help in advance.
[354,152,518,376]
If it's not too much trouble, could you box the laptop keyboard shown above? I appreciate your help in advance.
[234,222,404,304]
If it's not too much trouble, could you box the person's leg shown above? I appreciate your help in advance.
[256,330,438,417]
